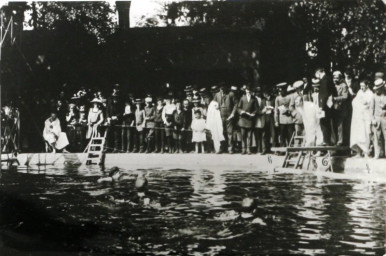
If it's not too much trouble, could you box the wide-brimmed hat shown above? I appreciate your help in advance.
[199,88,207,94]
[230,86,238,91]
[373,79,385,90]
[293,80,304,90]
[312,78,320,87]
[276,82,287,88]
[287,85,295,93]
[90,98,102,104]
[145,97,152,103]
[156,97,163,102]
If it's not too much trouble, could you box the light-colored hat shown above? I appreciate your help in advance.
[287,85,295,93]
[90,98,102,104]
[230,86,238,91]
[375,72,384,79]
[312,78,320,87]
[293,80,304,90]
[373,78,385,90]
[333,70,342,77]
[145,97,152,103]
[276,82,287,88]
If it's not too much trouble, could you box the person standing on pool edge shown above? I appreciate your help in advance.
[144,96,155,153]
[274,82,293,147]
[162,93,177,153]
[237,85,258,154]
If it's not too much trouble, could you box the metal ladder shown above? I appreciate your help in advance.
[84,130,107,165]
[282,132,306,169]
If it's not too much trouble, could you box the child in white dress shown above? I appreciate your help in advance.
[191,110,206,153]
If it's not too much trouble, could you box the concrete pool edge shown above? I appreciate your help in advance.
[2,153,386,182]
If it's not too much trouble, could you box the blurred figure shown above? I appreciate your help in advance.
[332,71,350,146]
[372,79,386,158]
[206,100,225,153]
[106,95,122,152]
[154,97,165,153]
[43,112,69,153]
[65,102,79,152]
[237,85,258,154]
[121,99,135,153]
[134,99,145,153]
[315,67,337,145]
[191,110,206,153]
[213,84,238,154]
[144,97,155,153]
[87,99,104,139]
[162,95,176,153]
[274,83,293,147]
[350,80,374,158]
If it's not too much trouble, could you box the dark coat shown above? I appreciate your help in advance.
[319,75,337,111]
[237,94,258,128]
[213,91,237,119]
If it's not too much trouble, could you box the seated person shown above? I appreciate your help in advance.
[43,111,69,153]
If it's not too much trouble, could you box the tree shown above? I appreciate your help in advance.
[289,0,386,76]
[27,1,117,43]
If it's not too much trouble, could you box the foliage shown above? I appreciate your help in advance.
[27,1,117,43]
[289,0,386,74]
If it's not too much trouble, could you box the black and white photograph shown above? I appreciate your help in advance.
[1,0,386,255]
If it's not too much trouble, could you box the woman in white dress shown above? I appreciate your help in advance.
[206,100,225,153]
[87,98,104,139]
[294,96,324,147]
[350,80,374,157]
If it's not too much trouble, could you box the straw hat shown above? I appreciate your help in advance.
[373,79,385,91]
[90,98,102,104]
[293,80,304,90]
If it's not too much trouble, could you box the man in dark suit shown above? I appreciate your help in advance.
[332,71,349,146]
[315,67,337,145]
[213,83,238,153]
[237,85,258,154]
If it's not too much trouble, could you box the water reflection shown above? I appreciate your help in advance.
[0,167,385,255]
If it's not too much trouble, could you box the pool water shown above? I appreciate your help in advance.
[0,166,385,255]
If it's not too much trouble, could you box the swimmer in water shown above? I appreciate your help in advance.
[97,166,131,183]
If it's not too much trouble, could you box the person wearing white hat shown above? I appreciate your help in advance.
[332,71,350,146]
[372,79,386,158]
[87,98,104,139]
[274,82,294,147]
[43,111,70,153]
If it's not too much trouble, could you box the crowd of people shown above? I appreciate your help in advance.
[2,67,386,158]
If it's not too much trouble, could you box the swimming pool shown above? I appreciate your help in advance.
[0,166,385,255]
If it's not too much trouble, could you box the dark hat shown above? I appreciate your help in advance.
[184,85,193,92]
[156,97,163,101]
[199,88,207,94]
[312,78,320,87]
[254,86,262,93]
[165,91,174,100]
[186,91,193,97]
[211,85,219,92]
[128,93,134,99]
[135,98,143,104]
